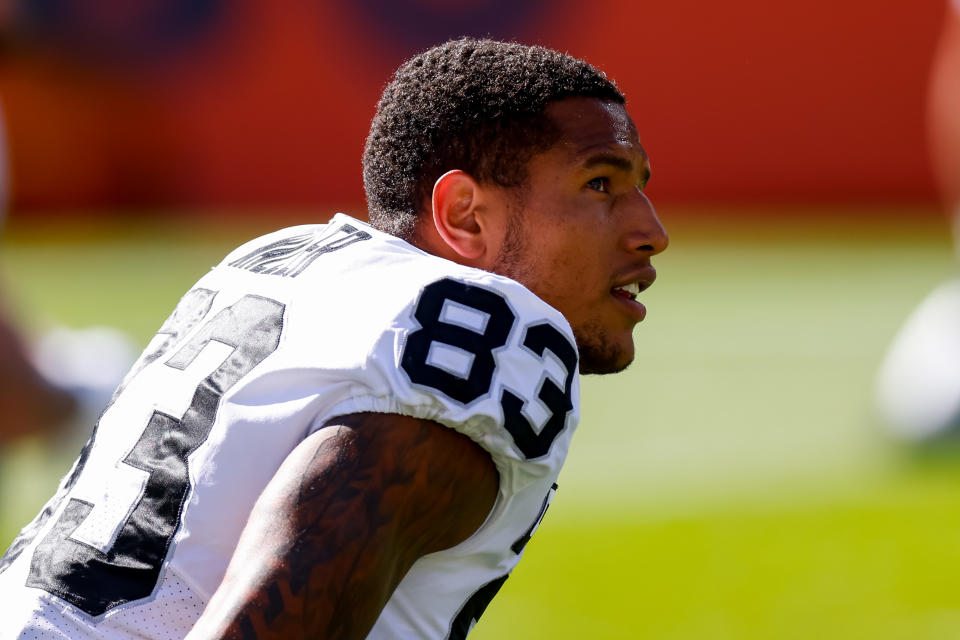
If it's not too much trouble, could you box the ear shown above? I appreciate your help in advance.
[431,170,488,261]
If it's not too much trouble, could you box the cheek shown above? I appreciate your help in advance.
[544,250,607,308]
[518,212,612,308]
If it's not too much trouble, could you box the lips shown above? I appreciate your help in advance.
[612,281,642,300]
[611,267,655,299]
[610,267,656,320]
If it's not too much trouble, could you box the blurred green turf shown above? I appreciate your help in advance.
[1,208,959,639]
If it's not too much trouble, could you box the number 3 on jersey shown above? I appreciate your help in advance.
[23,292,284,617]
[401,278,578,460]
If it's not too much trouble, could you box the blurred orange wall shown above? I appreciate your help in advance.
[0,0,946,215]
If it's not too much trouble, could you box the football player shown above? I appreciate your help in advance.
[0,98,76,443]
[0,39,668,639]
[875,0,960,441]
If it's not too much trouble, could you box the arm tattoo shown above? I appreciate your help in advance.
[189,413,498,639]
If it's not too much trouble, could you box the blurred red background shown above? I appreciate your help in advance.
[0,0,951,218]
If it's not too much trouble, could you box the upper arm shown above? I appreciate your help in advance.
[187,412,499,640]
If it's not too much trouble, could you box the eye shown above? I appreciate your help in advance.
[639,168,651,190]
[586,177,610,193]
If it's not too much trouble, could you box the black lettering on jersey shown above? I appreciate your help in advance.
[447,575,509,640]
[501,323,577,459]
[447,574,510,640]
[24,294,284,617]
[401,278,516,405]
[511,482,558,555]
[447,484,558,639]
[228,223,371,277]
[0,288,217,576]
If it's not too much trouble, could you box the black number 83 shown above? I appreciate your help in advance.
[400,278,578,460]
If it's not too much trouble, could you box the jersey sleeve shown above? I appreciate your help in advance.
[318,270,582,491]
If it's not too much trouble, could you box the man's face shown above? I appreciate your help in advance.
[492,97,668,374]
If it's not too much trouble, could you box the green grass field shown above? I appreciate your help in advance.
[2,207,959,638]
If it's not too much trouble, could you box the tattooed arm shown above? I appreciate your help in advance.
[186,412,500,639]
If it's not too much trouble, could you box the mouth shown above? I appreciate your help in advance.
[610,270,656,321]
[611,281,648,301]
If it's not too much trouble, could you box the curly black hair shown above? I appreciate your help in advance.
[362,38,625,239]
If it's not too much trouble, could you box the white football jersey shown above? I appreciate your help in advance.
[0,214,581,639]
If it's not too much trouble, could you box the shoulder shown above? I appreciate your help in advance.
[342,219,583,470]
[352,265,581,479]
[200,215,580,474]
[397,271,577,407]
[214,214,564,328]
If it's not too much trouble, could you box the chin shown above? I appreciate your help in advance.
[574,328,635,375]
[579,353,633,375]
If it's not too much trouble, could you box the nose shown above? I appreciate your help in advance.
[623,189,669,256]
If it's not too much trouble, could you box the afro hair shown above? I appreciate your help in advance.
[362,38,624,239]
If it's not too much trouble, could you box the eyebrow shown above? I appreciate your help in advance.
[582,152,652,184]
[583,153,634,172]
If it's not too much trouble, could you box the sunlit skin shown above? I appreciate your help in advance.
[187,413,498,640]
[422,97,669,373]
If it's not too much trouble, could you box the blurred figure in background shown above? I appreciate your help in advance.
[875,0,960,441]
[0,2,146,449]
[0,98,135,449]
[0,98,75,445]
[0,302,133,449]
[0,306,77,444]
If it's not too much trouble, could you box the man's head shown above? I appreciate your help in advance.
[363,38,624,239]
[364,39,668,374]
